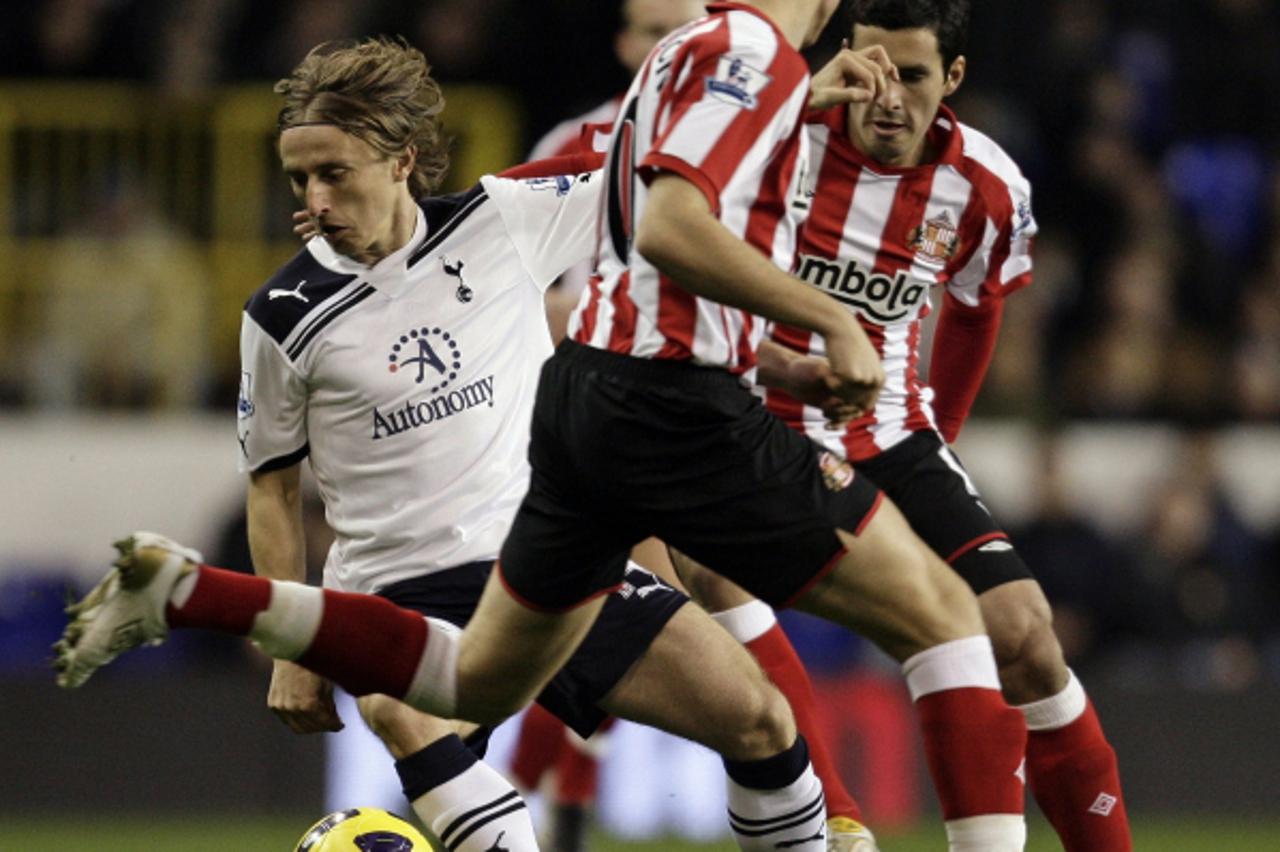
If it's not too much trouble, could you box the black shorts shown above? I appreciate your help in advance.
[376,560,687,738]
[854,430,1033,594]
[499,341,882,610]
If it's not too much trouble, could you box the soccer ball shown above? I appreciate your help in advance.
[294,807,431,851]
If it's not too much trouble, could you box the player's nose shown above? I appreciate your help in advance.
[305,185,331,219]
[876,78,904,110]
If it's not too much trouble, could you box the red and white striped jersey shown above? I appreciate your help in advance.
[765,104,1036,461]
[568,2,812,376]
[529,95,622,161]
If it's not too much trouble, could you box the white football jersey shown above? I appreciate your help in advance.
[237,171,601,593]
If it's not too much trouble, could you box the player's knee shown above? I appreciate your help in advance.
[462,694,527,727]
[723,682,796,761]
[358,694,449,759]
[984,590,1066,702]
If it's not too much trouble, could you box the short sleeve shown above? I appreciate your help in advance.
[995,177,1036,296]
[946,171,1037,307]
[639,23,808,212]
[237,312,308,473]
[480,171,603,291]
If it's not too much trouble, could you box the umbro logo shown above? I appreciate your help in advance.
[268,279,309,302]
[979,539,1014,553]
[1088,792,1118,816]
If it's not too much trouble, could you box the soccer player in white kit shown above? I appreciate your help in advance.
[759,3,1132,849]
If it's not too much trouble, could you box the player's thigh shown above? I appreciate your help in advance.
[794,496,985,661]
[668,550,757,613]
[457,569,608,723]
[865,433,1034,595]
[597,601,794,761]
[534,562,687,739]
[356,694,479,761]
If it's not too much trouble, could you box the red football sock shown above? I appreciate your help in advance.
[1025,698,1132,851]
[166,565,271,634]
[915,686,1027,818]
[745,623,863,821]
[294,588,427,698]
[167,565,428,699]
[903,637,1026,823]
[510,703,569,791]
[555,737,602,805]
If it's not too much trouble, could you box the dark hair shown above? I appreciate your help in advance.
[275,36,450,199]
[846,0,970,69]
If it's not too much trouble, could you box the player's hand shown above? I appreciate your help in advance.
[783,354,865,428]
[293,210,319,242]
[809,44,899,111]
[820,317,885,418]
[267,659,344,734]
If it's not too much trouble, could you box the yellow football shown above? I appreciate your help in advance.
[294,807,431,851]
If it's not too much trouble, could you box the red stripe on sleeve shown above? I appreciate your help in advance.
[498,152,605,180]
[929,292,1003,443]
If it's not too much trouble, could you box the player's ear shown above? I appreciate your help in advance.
[943,55,966,98]
[393,145,417,182]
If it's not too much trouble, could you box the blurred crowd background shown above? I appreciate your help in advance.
[3,0,1279,422]
[1,0,1279,815]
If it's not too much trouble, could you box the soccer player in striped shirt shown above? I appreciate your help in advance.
[520,3,878,850]
[535,0,708,345]
[519,1,1027,848]
[761,2,1133,849]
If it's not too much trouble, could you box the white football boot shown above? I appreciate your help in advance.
[827,817,879,852]
[53,532,202,689]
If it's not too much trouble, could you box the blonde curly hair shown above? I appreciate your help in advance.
[275,36,450,199]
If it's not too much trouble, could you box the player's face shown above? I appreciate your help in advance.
[846,25,965,167]
[279,124,414,264]
[615,0,704,73]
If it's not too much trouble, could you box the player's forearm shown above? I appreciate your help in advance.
[929,293,1004,443]
[755,338,804,390]
[246,464,307,583]
[635,175,856,341]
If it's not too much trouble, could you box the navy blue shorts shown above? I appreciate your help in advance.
[499,341,882,610]
[854,431,1033,594]
[376,560,686,738]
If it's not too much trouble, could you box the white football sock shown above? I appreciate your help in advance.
[710,599,777,644]
[1017,669,1087,731]
[402,736,540,852]
[402,617,461,717]
[725,743,826,851]
[945,813,1027,851]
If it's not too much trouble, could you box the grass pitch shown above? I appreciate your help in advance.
[1,815,1279,851]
